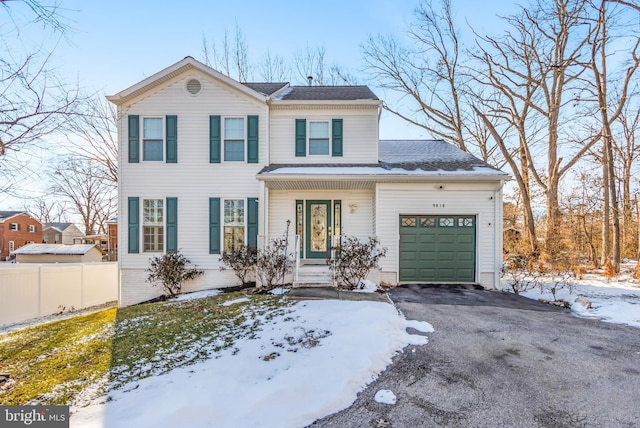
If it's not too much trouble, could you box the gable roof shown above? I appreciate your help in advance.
[107,56,269,106]
[107,56,380,106]
[0,211,24,222]
[12,243,104,256]
[43,222,75,232]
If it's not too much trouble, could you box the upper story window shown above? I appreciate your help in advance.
[295,118,342,158]
[9,223,19,231]
[143,199,164,252]
[28,225,36,232]
[143,118,164,161]
[224,118,245,161]
[309,121,330,155]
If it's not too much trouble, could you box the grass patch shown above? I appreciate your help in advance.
[0,308,117,405]
[0,291,291,406]
[109,292,291,390]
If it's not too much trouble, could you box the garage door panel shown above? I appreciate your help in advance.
[399,215,476,283]
[457,235,474,245]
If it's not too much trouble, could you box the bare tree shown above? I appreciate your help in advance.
[293,43,327,85]
[0,1,81,195]
[65,94,118,185]
[362,0,473,152]
[473,0,601,258]
[586,0,640,270]
[23,196,69,224]
[257,50,289,82]
[49,156,116,235]
[201,23,252,82]
[613,91,640,256]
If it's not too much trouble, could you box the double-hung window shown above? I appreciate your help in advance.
[143,118,163,161]
[9,223,19,231]
[309,121,330,155]
[224,118,245,161]
[224,199,245,251]
[28,225,36,232]
[143,199,164,252]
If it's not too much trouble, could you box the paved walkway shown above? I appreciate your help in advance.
[286,286,390,303]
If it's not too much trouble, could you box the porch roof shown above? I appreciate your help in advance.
[256,140,509,189]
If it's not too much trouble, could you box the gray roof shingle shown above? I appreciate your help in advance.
[258,140,507,177]
[379,140,502,172]
[44,222,74,231]
[277,86,379,101]
[0,211,23,221]
[242,82,288,96]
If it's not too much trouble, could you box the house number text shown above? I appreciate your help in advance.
[432,203,445,208]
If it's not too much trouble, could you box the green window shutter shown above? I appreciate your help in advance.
[247,197,258,249]
[128,115,140,163]
[128,197,139,253]
[247,115,259,163]
[332,118,343,157]
[210,115,221,163]
[209,197,221,254]
[166,197,178,253]
[166,115,177,163]
[295,119,306,157]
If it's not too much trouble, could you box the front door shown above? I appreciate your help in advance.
[305,200,332,259]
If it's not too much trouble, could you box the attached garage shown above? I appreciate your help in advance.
[399,215,476,282]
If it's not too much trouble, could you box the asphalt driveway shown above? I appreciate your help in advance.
[312,284,640,427]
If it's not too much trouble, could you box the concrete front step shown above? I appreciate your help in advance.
[292,281,335,288]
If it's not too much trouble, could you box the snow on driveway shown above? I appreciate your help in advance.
[71,299,433,428]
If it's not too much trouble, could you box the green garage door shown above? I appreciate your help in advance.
[399,215,476,282]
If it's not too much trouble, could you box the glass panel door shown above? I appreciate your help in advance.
[305,200,332,259]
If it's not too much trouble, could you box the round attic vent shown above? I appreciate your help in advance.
[186,78,202,95]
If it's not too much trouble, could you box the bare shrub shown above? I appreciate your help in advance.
[328,236,387,290]
[256,237,293,291]
[146,252,204,298]
[603,258,617,282]
[502,254,541,295]
[220,246,257,286]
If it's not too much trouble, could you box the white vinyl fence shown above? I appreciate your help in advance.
[0,263,118,326]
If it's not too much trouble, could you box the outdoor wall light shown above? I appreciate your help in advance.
[350,204,357,213]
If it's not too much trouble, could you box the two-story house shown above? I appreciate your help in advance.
[0,211,43,260]
[108,57,509,306]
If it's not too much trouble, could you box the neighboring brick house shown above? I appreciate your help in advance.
[42,223,85,245]
[107,215,118,261]
[0,211,43,260]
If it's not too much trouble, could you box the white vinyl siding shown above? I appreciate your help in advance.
[270,108,379,164]
[118,70,267,298]
[375,182,502,289]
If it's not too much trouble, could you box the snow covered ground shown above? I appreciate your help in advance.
[70,299,433,428]
[509,262,640,328]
